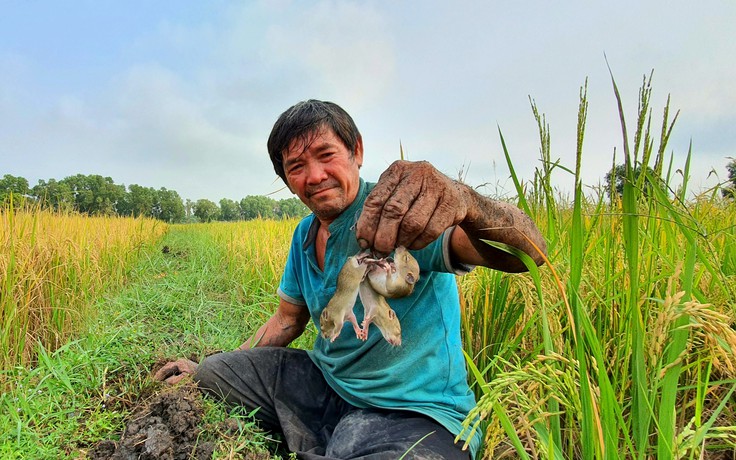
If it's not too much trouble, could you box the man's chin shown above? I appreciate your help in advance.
[310,200,347,221]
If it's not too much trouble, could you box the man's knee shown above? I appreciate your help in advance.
[192,349,285,428]
[193,353,227,392]
[193,349,283,401]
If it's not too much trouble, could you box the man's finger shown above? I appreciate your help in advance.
[409,197,459,249]
[394,190,437,249]
[153,362,180,382]
[371,181,423,254]
[164,373,189,385]
[153,359,198,382]
[409,178,468,249]
[356,161,405,249]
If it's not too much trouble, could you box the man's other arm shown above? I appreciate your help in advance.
[154,299,310,384]
[237,298,311,350]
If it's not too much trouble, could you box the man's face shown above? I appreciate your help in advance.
[282,126,363,222]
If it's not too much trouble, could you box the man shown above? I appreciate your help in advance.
[155,100,546,459]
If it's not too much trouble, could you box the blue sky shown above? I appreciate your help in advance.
[2,1,734,202]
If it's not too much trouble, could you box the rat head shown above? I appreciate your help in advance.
[393,246,419,288]
[363,246,420,299]
[319,309,341,342]
[380,307,402,346]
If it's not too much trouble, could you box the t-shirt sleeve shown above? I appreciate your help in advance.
[413,227,474,275]
[276,225,308,307]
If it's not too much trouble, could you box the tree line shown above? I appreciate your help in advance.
[4,159,734,222]
[0,173,310,223]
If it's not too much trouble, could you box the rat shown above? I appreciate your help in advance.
[319,253,369,342]
[365,246,420,299]
[358,279,402,346]
[320,247,418,345]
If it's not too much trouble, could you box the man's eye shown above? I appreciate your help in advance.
[288,164,303,174]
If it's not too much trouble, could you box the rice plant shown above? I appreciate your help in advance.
[458,74,736,458]
[0,201,166,375]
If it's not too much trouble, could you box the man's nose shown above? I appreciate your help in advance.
[304,161,328,184]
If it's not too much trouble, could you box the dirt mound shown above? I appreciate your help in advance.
[88,385,214,460]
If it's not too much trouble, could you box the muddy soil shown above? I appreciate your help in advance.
[87,384,214,460]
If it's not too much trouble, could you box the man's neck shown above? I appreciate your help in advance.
[315,222,330,271]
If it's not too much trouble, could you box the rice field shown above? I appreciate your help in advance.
[2,185,734,457]
[457,194,736,458]
[0,202,166,374]
[1,78,735,458]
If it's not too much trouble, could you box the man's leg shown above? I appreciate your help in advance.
[323,409,471,460]
[194,347,353,453]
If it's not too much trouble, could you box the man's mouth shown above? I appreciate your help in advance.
[306,183,338,198]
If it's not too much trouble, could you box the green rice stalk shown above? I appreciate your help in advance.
[567,79,603,459]
[608,63,651,456]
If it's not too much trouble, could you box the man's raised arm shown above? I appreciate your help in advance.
[355,160,547,272]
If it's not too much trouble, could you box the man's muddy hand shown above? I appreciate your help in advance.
[356,160,468,254]
[152,358,198,385]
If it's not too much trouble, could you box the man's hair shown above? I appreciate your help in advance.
[267,100,361,184]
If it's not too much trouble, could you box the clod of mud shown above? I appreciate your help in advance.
[88,384,214,460]
[161,245,187,257]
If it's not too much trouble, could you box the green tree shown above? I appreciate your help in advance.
[722,158,736,199]
[0,174,30,206]
[33,179,74,211]
[219,198,240,221]
[113,185,184,222]
[604,163,664,200]
[277,197,310,219]
[193,199,220,222]
[185,199,194,219]
[60,174,125,215]
[239,195,277,220]
[156,188,185,223]
[118,184,156,217]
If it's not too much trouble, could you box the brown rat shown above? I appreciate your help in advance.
[320,248,417,345]
[319,254,368,342]
[358,279,402,346]
[366,246,420,299]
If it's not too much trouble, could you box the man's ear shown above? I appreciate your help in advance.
[354,135,364,168]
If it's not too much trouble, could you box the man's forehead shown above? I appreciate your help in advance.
[283,126,339,161]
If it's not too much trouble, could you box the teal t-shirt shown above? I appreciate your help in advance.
[277,179,481,457]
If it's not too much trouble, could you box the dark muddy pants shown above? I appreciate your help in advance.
[194,347,471,460]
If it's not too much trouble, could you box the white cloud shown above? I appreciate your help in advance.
[2,0,734,202]
[262,1,396,109]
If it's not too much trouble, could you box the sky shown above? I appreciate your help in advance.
[1,1,734,203]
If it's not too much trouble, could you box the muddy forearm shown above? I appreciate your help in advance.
[456,183,547,272]
[238,308,308,350]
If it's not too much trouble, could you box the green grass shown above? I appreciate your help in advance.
[0,222,299,459]
[0,205,166,372]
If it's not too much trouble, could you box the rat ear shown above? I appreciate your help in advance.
[405,272,416,285]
